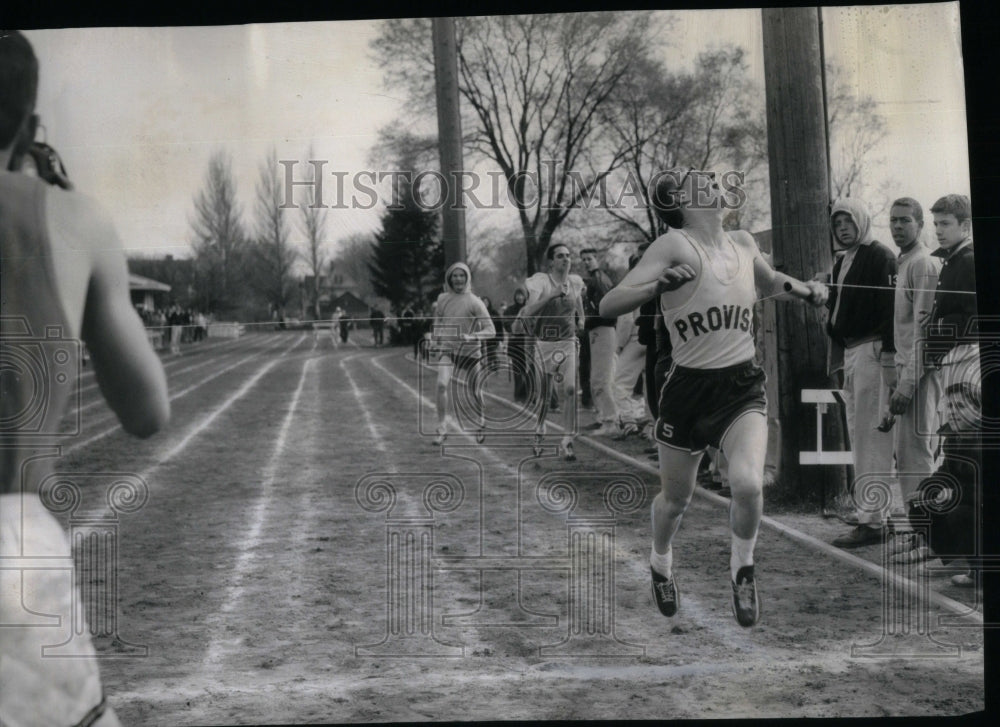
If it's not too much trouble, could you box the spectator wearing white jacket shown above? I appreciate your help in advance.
[610,255,648,438]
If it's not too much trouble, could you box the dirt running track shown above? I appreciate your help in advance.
[49,331,983,723]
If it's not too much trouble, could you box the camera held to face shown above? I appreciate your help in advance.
[6,118,74,190]
[12,141,73,190]
[0,321,82,438]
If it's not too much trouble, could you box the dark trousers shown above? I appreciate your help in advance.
[909,471,979,567]
[484,340,500,371]
[508,338,530,402]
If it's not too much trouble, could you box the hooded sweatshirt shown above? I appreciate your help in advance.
[825,199,897,352]
[431,262,495,357]
[503,288,531,340]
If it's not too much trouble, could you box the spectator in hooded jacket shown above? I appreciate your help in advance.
[824,198,898,549]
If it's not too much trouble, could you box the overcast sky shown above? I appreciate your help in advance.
[24,3,968,259]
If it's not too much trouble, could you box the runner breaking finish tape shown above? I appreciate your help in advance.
[600,168,828,627]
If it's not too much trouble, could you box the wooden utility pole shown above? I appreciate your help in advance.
[761,8,846,502]
[432,17,466,267]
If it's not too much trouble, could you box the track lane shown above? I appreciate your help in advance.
[63,343,983,723]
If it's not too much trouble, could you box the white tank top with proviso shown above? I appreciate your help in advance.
[659,231,757,369]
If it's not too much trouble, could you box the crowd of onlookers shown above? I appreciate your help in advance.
[148,189,981,589]
[818,194,980,589]
[393,192,982,587]
[136,304,209,352]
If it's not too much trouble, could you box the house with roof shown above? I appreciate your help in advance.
[129,273,171,311]
[301,265,372,326]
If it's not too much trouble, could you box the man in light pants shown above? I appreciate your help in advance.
[611,254,648,439]
[825,199,899,549]
[581,248,620,437]
[885,198,941,562]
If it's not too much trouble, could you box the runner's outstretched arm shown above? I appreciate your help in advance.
[599,235,695,318]
[748,235,828,305]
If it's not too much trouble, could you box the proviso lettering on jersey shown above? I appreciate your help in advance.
[673,304,752,342]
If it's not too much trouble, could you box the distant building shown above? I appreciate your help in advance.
[128,254,194,309]
[302,265,371,324]
[329,291,370,326]
[129,273,171,311]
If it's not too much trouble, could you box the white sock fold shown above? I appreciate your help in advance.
[730,533,757,582]
[650,543,673,578]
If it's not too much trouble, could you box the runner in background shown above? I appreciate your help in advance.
[429,262,495,445]
[520,243,586,461]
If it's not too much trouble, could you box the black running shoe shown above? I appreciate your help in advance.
[731,565,761,627]
[650,567,679,617]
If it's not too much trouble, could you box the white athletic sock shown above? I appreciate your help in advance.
[730,533,757,582]
[650,543,672,578]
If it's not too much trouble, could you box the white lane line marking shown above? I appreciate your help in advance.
[62,334,302,456]
[75,333,281,415]
[364,352,765,646]
[200,356,315,669]
[68,340,312,526]
[71,333,284,426]
[73,335,244,397]
[367,354,497,452]
[399,351,983,626]
[340,354,390,461]
[146,359,281,474]
[340,354,423,517]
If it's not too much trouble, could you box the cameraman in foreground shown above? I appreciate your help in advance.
[1,30,169,726]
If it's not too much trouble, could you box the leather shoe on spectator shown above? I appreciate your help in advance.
[832,525,884,549]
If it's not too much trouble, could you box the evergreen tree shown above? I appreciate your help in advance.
[368,174,443,314]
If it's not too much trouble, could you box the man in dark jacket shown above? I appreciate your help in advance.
[503,289,532,402]
[927,194,978,396]
[825,199,898,548]
[907,380,982,588]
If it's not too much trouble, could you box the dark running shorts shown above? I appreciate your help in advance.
[441,350,481,373]
[455,353,481,373]
[654,360,767,453]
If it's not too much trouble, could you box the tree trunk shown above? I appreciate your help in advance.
[762,8,848,504]
[523,223,540,277]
